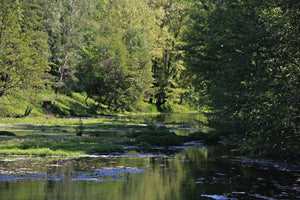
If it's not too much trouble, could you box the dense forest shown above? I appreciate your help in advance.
[0,0,299,159]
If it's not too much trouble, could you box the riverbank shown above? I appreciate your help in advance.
[0,113,209,156]
[0,113,298,163]
[0,116,143,156]
[0,89,197,118]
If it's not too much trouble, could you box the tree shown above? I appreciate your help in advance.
[0,0,50,97]
[77,0,156,112]
[185,0,299,159]
[149,0,189,110]
[41,0,89,92]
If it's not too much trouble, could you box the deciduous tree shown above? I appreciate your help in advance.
[0,0,50,97]
[185,0,299,159]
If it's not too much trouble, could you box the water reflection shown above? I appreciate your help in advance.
[0,145,299,200]
[118,113,209,135]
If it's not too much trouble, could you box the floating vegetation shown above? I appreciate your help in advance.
[70,167,147,182]
[0,167,147,183]
[0,173,66,183]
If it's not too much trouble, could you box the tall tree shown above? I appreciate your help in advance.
[185,0,299,159]
[41,0,88,92]
[77,0,156,111]
[149,0,189,110]
[0,0,50,97]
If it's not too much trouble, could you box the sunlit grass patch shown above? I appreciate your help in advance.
[0,133,129,156]
[0,116,151,135]
[0,148,83,156]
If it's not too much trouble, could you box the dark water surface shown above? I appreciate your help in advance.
[0,114,299,200]
[0,147,299,200]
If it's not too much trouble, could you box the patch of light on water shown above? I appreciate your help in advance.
[200,194,237,200]
[201,193,276,200]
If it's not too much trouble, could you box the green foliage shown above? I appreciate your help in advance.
[0,89,95,117]
[0,0,50,97]
[0,133,127,156]
[127,101,159,113]
[185,0,300,160]
[76,0,157,112]
[126,130,185,147]
[1,0,197,116]
[41,0,89,91]
[150,0,190,108]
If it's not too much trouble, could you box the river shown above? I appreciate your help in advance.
[0,113,299,199]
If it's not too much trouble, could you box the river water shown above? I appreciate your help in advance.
[0,114,299,200]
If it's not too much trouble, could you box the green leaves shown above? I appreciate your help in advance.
[150,0,190,108]
[0,0,50,97]
[185,0,299,159]
[76,0,158,112]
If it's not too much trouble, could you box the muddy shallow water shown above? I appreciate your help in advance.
[0,146,299,200]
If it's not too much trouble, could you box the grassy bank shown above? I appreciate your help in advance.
[0,114,211,156]
[0,134,127,156]
[0,116,144,156]
[0,129,220,157]
[0,89,94,118]
[0,89,196,118]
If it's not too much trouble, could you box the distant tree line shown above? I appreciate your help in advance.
[1,0,194,112]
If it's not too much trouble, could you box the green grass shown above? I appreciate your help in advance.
[0,116,152,135]
[0,134,129,156]
[0,148,83,156]
[0,115,213,156]
[0,89,165,118]
[0,88,198,118]
[0,89,95,118]
[0,110,208,157]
